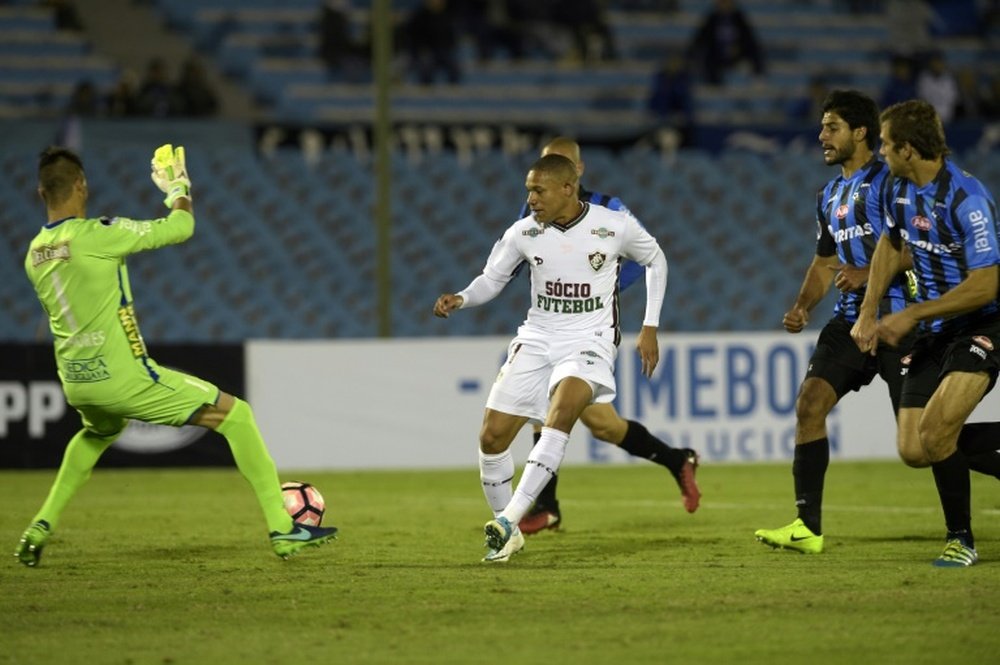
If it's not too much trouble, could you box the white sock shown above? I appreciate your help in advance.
[501,427,568,525]
[479,448,514,516]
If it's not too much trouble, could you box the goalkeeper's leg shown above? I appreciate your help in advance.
[17,424,121,566]
[211,397,295,535]
[206,396,337,558]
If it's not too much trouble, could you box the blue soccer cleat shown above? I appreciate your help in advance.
[270,523,338,560]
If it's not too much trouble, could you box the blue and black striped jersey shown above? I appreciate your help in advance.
[519,185,645,290]
[883,158,1000,334]
[815,158,908,322]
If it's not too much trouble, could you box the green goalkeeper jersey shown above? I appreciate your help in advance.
[24,209,195,404]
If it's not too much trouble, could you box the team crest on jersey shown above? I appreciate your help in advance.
[900,354,912,366]
[835,204,849,220]
[522,227,545,237]
[911,215,932,231]
[973,336,994,351]
[591,227,615,239]
[588,251,606,271]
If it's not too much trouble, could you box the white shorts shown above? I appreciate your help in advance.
[485,327,617,424]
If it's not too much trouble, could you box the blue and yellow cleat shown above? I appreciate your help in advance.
[932,538,978,568]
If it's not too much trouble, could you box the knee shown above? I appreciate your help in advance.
[795,390,830,428]
[898,438,930,468]
[479,424,511,455]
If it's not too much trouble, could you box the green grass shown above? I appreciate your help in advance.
[1,462,999,665]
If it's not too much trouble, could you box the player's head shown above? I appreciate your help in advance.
[879,99,949,177]
[525,154,581,225]
[818,90,879,165]
[541,136,584,179]
[37,146,87,209]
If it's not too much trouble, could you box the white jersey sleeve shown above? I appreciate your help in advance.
[456,224,525,308]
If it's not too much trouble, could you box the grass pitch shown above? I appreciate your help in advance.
[1,461,998,665]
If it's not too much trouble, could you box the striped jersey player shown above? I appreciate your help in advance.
[881,158,1000,335]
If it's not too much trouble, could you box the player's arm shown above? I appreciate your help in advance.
[784,253,838,333]
[637,246,667,376]
[434,228,520,318]
[851,232,904,353]
[620,213,667,377]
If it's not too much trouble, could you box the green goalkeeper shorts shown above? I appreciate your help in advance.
[66,364,220,436]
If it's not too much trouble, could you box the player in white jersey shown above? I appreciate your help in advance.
[434,154,668,562]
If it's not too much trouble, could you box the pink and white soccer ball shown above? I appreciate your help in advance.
[281,481,326,526]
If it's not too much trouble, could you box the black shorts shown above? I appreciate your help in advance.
[900,313,1000,409]
[805,317,913,413]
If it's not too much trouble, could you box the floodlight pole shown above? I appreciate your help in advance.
[373,0,392,337]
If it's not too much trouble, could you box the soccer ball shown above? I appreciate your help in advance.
[281,481,326,526]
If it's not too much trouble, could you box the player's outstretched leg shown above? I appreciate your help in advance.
[270,524,339,560]
[14,520,52,567]
[519,432,562,535]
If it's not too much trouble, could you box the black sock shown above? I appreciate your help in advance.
[931,450,973,547]
[793,438,829,535]
[531,430,559,512]
[618,421,686,476]
[958,422,1000,479]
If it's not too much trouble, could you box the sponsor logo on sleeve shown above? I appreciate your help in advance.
[30,242,71,267]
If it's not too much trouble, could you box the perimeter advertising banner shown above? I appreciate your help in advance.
[247,333,996,471]
[0,344,244,468]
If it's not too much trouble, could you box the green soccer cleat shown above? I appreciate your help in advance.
[755,518,824,554]
[270,523,338,560]
[483,527,525,563]
[932,538,978,568]
[15,520,51,567]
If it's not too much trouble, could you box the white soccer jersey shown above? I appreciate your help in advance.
[477,202,663,336]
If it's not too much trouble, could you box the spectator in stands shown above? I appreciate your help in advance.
[136,58,178,117]
[458,0,526,63]
[174,57,219,117]
[318,0,370,82]
[647,53,694,139]
[916,50,959,124]
[955,68,986,120]
[885,0,937,57]
[980,73,1000,120]
[550,0,617,63]
[106,70,139,118]
[687,0,765,85]
[787,75,829,122]
[45,0,83,32]
[65,80,101,117]
[880,56,918,109]
[404,0,462,85]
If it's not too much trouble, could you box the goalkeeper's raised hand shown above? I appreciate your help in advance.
[150,143,191,208]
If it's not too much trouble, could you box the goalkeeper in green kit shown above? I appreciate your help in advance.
[16,145,337,566]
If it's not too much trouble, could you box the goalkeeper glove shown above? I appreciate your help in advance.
[150,143,191,208]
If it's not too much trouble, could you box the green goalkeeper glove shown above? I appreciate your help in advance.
[150,143,191,208]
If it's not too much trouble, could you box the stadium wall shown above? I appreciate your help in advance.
[246,333,997,470]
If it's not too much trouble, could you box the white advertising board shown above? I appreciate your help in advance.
[247,333,998,470]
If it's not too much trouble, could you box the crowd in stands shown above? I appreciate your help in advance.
[65,57,219,119]
[9,0,1000,128]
